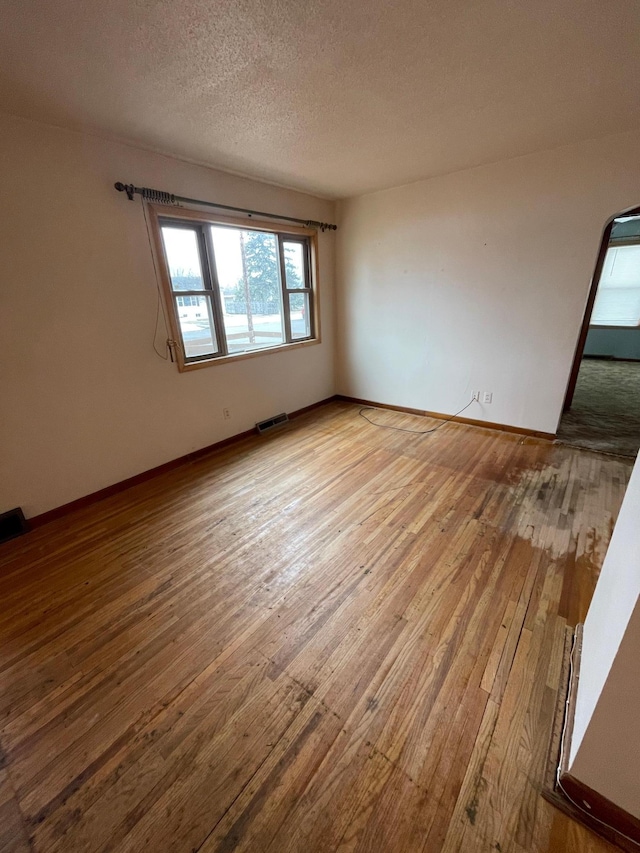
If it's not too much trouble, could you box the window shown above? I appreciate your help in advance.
[176,296,201,308]
[590,244,640,328]
[152,209,318,369]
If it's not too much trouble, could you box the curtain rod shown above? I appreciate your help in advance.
[114,182,337,231]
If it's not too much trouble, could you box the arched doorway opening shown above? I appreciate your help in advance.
[559,206,640,456]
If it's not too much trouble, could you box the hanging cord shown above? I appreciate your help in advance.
[358,399,476,435]
[141,198,171,360]
[555,631,640,848]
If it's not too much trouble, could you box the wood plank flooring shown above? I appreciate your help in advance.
[0,402,632,853]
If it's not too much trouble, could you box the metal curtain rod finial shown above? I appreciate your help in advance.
[114,182,136,200]
[113,181,338,231]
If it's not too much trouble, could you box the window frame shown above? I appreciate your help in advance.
[147,204,320,371]
[589,238,640,330]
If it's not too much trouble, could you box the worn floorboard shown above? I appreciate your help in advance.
[0,402,631,852]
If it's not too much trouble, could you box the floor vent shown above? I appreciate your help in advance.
[256,412,289,435]
[0,507,29,544]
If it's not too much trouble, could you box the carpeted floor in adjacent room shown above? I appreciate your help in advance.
[557,358,640,457]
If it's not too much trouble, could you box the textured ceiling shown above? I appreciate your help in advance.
[2,0,640,198]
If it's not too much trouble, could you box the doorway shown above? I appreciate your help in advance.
[558,208,640,457]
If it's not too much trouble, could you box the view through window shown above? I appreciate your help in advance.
[159,218,315,364]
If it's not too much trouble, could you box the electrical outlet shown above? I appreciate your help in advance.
[471,391,480,402]
[483,392,493,404]
[223,408,231,420]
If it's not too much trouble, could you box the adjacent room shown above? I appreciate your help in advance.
[2,2,640,852]
[557,214,640,457]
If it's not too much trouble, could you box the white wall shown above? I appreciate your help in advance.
[336,130,640,434]
[567,451,640,816]
[0,114,336,518]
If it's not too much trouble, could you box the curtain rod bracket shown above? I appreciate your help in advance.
[114,182,136,201]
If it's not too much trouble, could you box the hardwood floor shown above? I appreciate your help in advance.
[0,402,632,853]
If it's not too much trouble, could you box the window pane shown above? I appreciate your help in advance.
[289,292,310,339]
[161,227,206,291]
[283,241,306,289]
[591,245,640,327]
[175,294,218,358]
[210,225,285,353]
